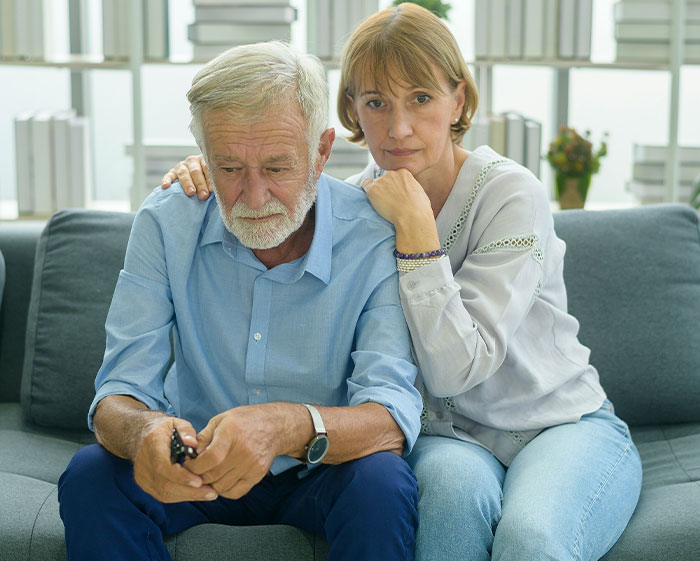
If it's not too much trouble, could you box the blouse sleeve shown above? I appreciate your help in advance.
[399,168,551,397]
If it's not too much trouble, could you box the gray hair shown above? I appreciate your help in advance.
[187,41,328,166]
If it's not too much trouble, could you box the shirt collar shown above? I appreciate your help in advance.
[199,176,333,285]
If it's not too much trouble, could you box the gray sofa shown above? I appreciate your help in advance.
[0,204,699,560]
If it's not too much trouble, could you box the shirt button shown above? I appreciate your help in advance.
[253,332,262,341]
[407,280,417,290]
[254,389,262,396]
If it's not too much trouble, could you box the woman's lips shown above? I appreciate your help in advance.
[387,148,419,157]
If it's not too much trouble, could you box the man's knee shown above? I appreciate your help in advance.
[58,444,130,511]
[336,452,418,515]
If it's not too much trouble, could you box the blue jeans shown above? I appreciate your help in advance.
[407,400,642,561]
[58,446,417,561]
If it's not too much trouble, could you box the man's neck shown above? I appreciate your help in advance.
[252,208,316,269]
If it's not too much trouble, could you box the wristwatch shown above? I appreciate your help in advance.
[302,403,329,464]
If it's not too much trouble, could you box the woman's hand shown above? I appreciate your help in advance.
[361,169,441,254]
[161,154,213,200]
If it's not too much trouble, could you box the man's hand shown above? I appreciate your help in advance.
[132,416,219,503]
[188,404,296,500]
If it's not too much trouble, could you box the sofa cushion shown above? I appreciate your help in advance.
[0,220,45,403]
[602,423,700,561]
[20,210,134,432]
[553,204,700,426]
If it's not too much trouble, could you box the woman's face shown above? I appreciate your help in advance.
[351,65,465,181]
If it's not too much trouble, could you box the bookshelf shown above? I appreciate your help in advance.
[473,0,691,203]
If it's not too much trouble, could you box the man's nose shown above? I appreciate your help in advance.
[388,107,413,139]
[243,170,271,209]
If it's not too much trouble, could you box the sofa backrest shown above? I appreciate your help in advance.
[554,204,700,426]
[20,210,134,435]
[0,220,45,403]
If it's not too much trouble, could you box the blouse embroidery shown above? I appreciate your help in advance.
[441,158,511,254]
[473,234,544,265]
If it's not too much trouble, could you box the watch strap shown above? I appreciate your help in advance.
[302,403,327,436]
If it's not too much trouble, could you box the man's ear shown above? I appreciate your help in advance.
[314,128,335,179]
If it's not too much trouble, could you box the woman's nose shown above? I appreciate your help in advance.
[388,107,413,139]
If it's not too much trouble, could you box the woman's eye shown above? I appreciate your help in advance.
[415,94,431,104]
[367,99,383,109]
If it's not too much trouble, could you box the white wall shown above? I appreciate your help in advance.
[1,0,699,209]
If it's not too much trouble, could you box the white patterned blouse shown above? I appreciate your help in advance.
[346,145,606,465]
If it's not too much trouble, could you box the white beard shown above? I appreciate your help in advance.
[215,170,317,250]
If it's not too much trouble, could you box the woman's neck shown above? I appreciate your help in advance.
[415,144,470,218]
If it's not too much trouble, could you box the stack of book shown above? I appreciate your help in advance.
[102,0,169,60]
[188,1,297,63]
[627,143,700,203]
[126,137,371,190]
[307,0,378,62]
[14,110,92,216]
[614,1,700,63]
[0,0,47,60]
[475,0,592,61]
[462,113,543,178]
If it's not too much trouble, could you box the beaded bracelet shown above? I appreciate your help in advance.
[393,248,446,260]
[396,255,444,273]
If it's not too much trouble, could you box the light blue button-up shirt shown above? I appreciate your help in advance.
[89,174,422,473]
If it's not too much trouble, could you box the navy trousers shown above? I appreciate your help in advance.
[58,444,418,561]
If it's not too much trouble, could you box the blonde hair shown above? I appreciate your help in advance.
[337,2,478,145]
[187,41,328,163]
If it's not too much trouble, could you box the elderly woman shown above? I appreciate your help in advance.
[162,4,642,560]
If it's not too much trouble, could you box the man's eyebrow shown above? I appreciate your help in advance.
[264,155,297,167]
[212,155,240,163]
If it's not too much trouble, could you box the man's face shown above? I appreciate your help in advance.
[203,107,317,250]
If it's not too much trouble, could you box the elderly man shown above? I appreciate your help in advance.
[57,42,422,561]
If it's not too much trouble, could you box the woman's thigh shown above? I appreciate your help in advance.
[493,401,642,561]
[407,435,505,561]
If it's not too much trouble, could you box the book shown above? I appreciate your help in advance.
[615,22,700,42]
[558,0,576,59]
[69,116,92,208]
[187,22,292,44]
[0,0,17,58]
[307,0,333,59]
[616,41,700,62]
[507,0,523,59]
[51,110,76,210]
[14,111,34,215]
[633,143,700,163]
[474,0,489,59]
[102,0,129,59]
[461,115,490,150]
[489,114,507,155]
[633,162,700,183]
[327,137,369,167]
[193,5,297,23]
[543,0,559,59]
[489,0,508,59]
[523,0,545,59]
[524,118,542,177]
[614,1,700,22]
[504,112,525,164]
[31,111,55,215]
[576,0,593,60]
[627,180,693,204]
[144,0,169,61]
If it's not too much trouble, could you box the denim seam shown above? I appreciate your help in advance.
[571,438,634,561]
[661,426,699,486]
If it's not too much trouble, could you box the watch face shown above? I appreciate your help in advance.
[307,435,329,464]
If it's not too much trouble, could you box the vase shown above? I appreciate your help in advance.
[556,173,592,210]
